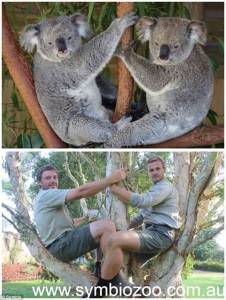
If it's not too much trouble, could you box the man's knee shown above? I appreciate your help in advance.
[90,220,116,241]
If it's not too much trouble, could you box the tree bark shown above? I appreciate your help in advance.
[3,5,66,148]
[105,152,128,230]
[186,3,204,20]
[112,2,134,123]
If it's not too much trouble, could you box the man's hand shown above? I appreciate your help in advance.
[73,217,88,226]
[108,168,127,184]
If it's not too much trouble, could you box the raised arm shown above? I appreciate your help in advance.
[65,169,127,202]
[74,13,138,85]
[111,181,172,208]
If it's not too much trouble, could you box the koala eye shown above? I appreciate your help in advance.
[48,42,53,46]
[68,36,72,41]
[174,44,180,49]
[155,42,159,46]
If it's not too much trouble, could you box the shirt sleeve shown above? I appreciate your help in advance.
[40,189,70,208]
[130,182,172,208]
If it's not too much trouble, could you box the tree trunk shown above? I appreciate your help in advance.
[105,152,128,230]
[2,5,66,148]
[113,3,134,123]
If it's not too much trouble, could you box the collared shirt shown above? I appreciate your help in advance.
[130,178,181,229]
[34,189,74,247]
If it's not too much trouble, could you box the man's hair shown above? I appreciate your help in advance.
[36,165,58,182]
[147,156,165,169]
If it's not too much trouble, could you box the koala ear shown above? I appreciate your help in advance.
[70,13,92,39]
[136,17,157,43]
[187,21,207,45]
[19,23,41,53]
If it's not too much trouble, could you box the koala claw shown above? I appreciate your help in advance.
[119,12,139,30]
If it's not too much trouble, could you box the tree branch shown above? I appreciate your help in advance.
[2,213,20,232]
[2,202,36,233]
[63,153,79,186]
[3,5,66,148]
[177,153,218,252]
[198,215,224,231]
[144,125,224,148]
[187,224,224,251]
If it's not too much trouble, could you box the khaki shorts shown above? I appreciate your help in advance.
[46,224,98,262]
[137,223,175,256]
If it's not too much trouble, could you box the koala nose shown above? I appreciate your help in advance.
[159,44,170,60]
[56,37,67,53]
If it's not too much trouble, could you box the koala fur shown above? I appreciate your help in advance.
[19,13,137,146]
[104,17,214,148]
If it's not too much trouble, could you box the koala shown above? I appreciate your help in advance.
[19,12,138,146]
[104,17,214,148]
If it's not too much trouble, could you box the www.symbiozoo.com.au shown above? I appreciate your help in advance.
[3,283,222,298]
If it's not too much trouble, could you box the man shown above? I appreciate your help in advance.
[100,156,181,290]
[33,164,127,294]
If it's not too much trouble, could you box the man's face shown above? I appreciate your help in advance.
[39,170,59,190]
[148,160,165,183]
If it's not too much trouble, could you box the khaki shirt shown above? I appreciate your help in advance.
[34,189,74,247]
[130,179,181,229]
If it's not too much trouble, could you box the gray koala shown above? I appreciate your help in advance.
[19,12,137,146]
[104,17,214,147]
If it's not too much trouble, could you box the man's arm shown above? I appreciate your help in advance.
[110,184,132,204]
[111,181,172,208]
[65,169,127,202]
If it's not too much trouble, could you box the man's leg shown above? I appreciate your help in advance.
[89,220,115,278]
[100,230,141,280]
[89,219,116,243]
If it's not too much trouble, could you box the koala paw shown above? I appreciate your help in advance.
[114,116,132,131]
[118,12,139,31]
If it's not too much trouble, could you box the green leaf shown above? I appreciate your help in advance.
[17,133,32,148]
[30,131,44,148]
[88,2,94,23]
[207,109,218,126]
[11,90,21,110]
[168,3,175,17]
[209,57,219,72]
[217,38,224,57]
[135,3,146,17]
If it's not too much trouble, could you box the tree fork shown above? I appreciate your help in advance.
[113,2,134,123]
[3,5,66,148]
